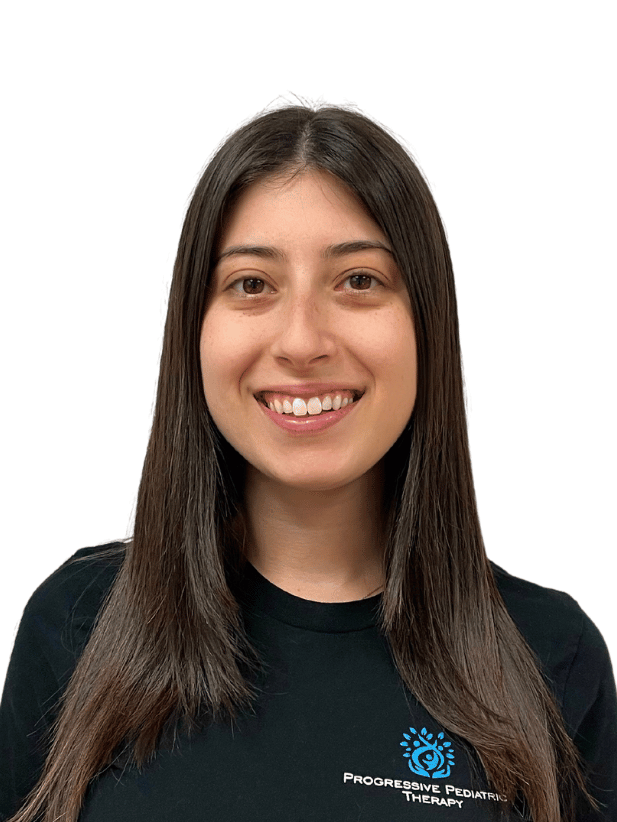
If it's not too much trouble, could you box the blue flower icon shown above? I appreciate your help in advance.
[400,727,455,778]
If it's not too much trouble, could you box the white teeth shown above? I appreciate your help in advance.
[268,394,353,416]
[294,397,315,416]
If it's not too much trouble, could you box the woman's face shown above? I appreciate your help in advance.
[200,169,417,493]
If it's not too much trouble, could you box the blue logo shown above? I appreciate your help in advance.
[400,726,455,778]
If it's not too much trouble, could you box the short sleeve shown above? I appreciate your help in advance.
[0,545,123,821]
[0,595,68,819]
[563,612,617,820]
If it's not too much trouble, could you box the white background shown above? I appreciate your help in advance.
[1,1,615,687]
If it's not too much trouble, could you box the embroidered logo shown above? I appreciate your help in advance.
[400,726,455,778]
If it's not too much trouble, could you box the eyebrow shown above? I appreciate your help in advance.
[215,240,394,265]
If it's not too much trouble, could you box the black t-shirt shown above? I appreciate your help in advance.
[1,542,616,821]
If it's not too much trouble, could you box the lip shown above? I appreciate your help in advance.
[255,393,362,436]
[254,383,365,402]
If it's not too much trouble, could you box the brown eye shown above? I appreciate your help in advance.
[346,273,374,291]
[341,272,383,294]
[230,277,271,296]
[226,271,383,300]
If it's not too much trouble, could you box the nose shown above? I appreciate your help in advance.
[267,286,339,366]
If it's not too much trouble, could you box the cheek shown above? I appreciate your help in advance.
[374,315,417,377]
[199,316,226,407]
[201,305,264,359]
[199,313,255,405]
[382,319,418,418]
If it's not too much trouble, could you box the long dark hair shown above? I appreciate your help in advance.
[11,103,596,822]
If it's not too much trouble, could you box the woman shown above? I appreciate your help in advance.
[1,104,615,822]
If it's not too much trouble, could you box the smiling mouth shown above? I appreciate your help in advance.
[254,389,365,407]
[255,393,364,420]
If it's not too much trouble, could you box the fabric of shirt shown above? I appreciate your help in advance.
[1,542,615,821]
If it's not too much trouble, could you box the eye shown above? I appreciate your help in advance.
[226,271,384,299]
[341,271,383,294]
[228,277,272,297]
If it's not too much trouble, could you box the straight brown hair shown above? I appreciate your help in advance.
[10,102,597,822]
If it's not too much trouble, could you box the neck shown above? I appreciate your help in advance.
[236,460,386,603]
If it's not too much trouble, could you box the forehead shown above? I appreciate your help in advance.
[217,169,388,251]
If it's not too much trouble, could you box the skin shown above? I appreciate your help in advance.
[200,169,417,602]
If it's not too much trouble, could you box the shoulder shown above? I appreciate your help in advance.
[490,560,588,649]
[490,561,614,730]
[24,540,125,619]
[0,545,126,815]
[19,541,125,677]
